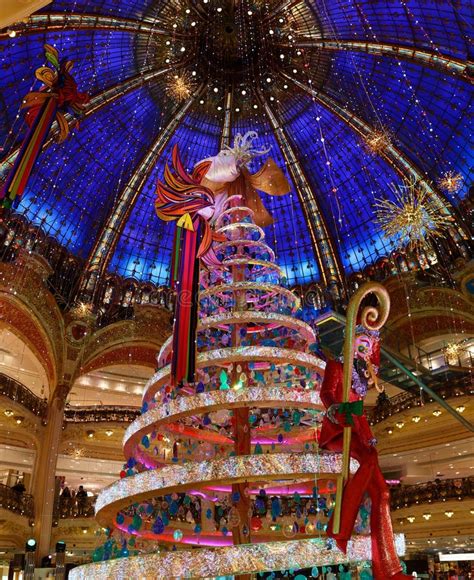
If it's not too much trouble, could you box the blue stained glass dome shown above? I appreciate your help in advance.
[0,0,472,287]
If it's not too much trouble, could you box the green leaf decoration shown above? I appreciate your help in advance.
[46,52,60,70]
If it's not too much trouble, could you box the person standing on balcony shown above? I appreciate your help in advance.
[76,485,88,516]
[11,479,25,494]
[11,478,26,512]
[61,485,72,516]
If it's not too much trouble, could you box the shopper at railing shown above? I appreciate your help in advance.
[390,476,473,509]
[76,485,88,516]
[0,482,34,517]
[11,479,26,495]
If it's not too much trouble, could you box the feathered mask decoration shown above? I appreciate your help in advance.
[196,131,290,227]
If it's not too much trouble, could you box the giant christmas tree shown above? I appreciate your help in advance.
[71,134,405,579]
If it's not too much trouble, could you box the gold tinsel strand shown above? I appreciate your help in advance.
[374,178,452,252]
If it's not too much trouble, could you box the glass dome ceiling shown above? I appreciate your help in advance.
[0,0,471,286]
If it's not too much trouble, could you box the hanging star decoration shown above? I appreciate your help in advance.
[374,178,452,251]
[165,72,196,102]
[443,342,462,366]
[438,171,463,194]
[69,301,94,319]
[365,128,392,155]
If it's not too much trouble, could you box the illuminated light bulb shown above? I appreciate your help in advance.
[241,90,247,95]
[406,516,415,523]
[213,87,219,93]
[217,7,222,12]
[444,511,454,518]
[395,421,404,429]
[412,416,421,423]
[86,430,95,438]
[432,410,442,417]
[4,410,14,417]
[8,30,16,38]
[387,428,393,434]
[105,430,114,437]
[456,405,465,413]
[266,77,272,83]
[233,380,243,390]
[15,416,24,425]
[422,513,431,520]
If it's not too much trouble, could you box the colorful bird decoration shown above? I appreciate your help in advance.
[0,43,89,209]
[156,145,226,385]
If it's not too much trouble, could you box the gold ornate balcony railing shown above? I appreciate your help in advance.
[0,482,35,519]
[54,495,96,522]
[0,372,48,420]
[390,476,473,510]
[368,383,471,425]
[63,406,140,424]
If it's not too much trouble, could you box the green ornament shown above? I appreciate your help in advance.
[219,370,229,390]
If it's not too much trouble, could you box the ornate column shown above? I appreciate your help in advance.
[33,382,69,562]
